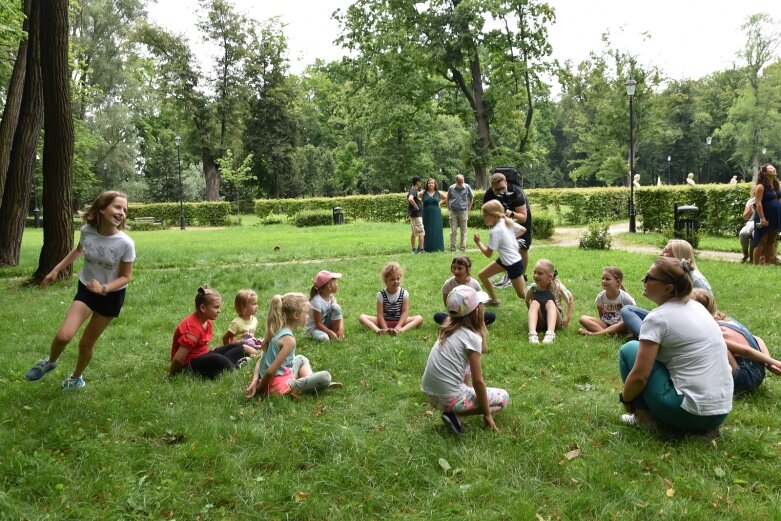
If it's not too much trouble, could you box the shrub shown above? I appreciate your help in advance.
[258,214,288,226]
[128,202,231,227]
[533,212,555,239]
[293,210,335,227]
[578,221,613,250]
[127,219,170,231]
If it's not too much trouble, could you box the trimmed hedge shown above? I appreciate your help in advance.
[292,210,335,227]
[128,202,231,227]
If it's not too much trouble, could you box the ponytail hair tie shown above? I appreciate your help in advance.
[553,269,558,278]
[679,259,692,274]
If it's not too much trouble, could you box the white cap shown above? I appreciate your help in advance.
[446,285,490,317]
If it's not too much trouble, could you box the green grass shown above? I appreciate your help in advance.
[2,222,781,519]
[616,231,742,253]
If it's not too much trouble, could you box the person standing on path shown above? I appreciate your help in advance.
[407,176,425,254]
[446,174,474,252]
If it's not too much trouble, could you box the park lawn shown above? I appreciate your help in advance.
[615,230,743,253]
[2,222,781,519]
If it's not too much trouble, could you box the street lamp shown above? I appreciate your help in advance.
[667,156,671,185]
[32,154,40,227]
[175,135,184,230]
[102,162,107,189]
[626,78,637,233]
[705,136,712,183]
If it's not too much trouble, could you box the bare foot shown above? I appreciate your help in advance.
[578,327,593,336]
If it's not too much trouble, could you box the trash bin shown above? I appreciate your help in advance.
[332,206,344,225]
[673,202,699,245]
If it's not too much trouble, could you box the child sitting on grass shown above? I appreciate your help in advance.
[358,262,423,335]
[578,267,635,336]
[305,270,345,342]
[422,285,509,434]
[222,289,263,356]
[246,292,341,398]
[433,256,496,326]
[525,259,573,345]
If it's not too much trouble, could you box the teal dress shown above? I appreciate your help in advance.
[422,191,444,252]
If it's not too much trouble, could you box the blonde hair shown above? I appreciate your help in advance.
[665,239,700,271]
[195,284,221,310]
[438,307,486,345]
[481,200,514,229]
[262,292,308,346]
[84,191,128,230]
[534,259,562,293]
[382,262,403,284]
[602,266,625,291]
[234,289,257,315]
[690,288,727,320]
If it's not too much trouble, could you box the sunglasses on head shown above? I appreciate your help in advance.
[642,272,670,284]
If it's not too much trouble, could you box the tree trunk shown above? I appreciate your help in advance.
[0,0,42,267]
[34,0,74,282]
[0,0,32,201]
[469,54,492,188]
[203,150,220,201]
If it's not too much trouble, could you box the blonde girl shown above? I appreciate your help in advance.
[305,270,345,342]
[422,285,509,434]
[433,256,496,326]
[525,259,573,345]
[661,239,711,291]
[25,191,135,390]
[358,262,423,335]
[222,289,262,356]
[246,293,341,398]
[473,200,527,306]
[578,267,636,336]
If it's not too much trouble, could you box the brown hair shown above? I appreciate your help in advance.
[438,306,486,345]
[652,256,693,300]
[262,292,308,346]
[382,262,403,284]
[490,173,506,189]
[425,177,438,191]
[690,288,727,320]
[234,289,257,315]
[451,255,472,276]
[84,191,128,230]
[602,266,626,291]
[195,284,221,310]
[757,163,779,191]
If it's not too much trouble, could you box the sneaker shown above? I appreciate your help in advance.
[492,274,512,288]
[25,358,58,381]
[62,375,85,390]
[450,247,456,252]
[542,331,556,344]
[441,411,463,434]
[327,381,343,390]
[528,332,540,345]
[620,413,639,426]
[236,356,252,368]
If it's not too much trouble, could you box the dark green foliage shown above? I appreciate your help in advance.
[128,202,231,226]
[533,212,555,239]
[292,209,335,227]
[578,221,613,250]
[258,213,288,226]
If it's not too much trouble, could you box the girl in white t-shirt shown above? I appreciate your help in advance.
[474,199,527,306]
[305,270,344,342]
[25,191,136,391]
[222,289,263,356]
[578,267,636,336]
[422,285,509,434]
[358,262,423,335]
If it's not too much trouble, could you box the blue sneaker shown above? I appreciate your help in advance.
[62,376,86,391]
[441,411,463,434]
[25,358,58,381]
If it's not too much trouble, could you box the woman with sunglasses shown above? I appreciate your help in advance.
[618,257,733,436]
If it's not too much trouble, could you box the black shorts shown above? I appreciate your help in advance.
[496,258,525,279]
[74,280,127,318]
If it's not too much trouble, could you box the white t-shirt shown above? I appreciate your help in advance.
[421,328,483,397]
[488,221,521,265]
[639,299,733,416]
[375,288,407,305]
[440,276,483,297]
[595,289,636,325]
[78,224,136,288]
[306,294,338,331]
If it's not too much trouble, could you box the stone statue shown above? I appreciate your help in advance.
[686,173,696,186]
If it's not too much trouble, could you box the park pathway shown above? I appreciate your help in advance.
[550,222,745,263]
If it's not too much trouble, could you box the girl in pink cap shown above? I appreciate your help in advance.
[305,270,345,342]
[421,285,509,434]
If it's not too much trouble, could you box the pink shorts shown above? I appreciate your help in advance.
[385,319,399,329]
[263,366,294,395]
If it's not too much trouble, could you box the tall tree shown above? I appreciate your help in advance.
[34,0,74,281]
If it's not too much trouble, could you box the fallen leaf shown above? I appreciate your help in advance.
[666,488,675,497]
[293,491,309,503]
[714,467,726,478]
[438,458,452,474]
[564,448,581,460]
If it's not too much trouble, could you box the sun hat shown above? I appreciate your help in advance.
[446,285,490,317]
[314,270,342,288]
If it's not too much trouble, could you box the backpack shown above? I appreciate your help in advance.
[492,166,523,191]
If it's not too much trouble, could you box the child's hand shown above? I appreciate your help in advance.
[246,380,260,399]
[336,331,345,341]
[40,270,59,288]
[473,233,481,244]
[768,364,781,376]
[483,414,498,431]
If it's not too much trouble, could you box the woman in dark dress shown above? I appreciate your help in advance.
[421,178,447,252]
[752,164,780,265]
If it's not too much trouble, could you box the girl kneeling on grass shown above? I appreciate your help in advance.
[526,259,573,345]
[170,286,251,380]
[474,200,527,306]
[25,191,135,391]
[422,285,509,434]
[578,267,635,336]
[246,293,341,399]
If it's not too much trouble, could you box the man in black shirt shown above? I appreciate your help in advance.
[483,172,533,280]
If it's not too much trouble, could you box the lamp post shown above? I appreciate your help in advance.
[626,78,637,233]
[705,136,712,183]
[102,162,107,189]
[32,154,40,228]
[667,156,671,185]
[175,135,184,230]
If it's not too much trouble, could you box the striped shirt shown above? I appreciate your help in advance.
[377,288,408,321]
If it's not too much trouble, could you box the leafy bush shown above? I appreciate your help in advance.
[258,213,288,226]
[293,209,335,227]
[578,221,613,250]
[127,219,170,231]
[533,212,555,239]
[128,202,231,227]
